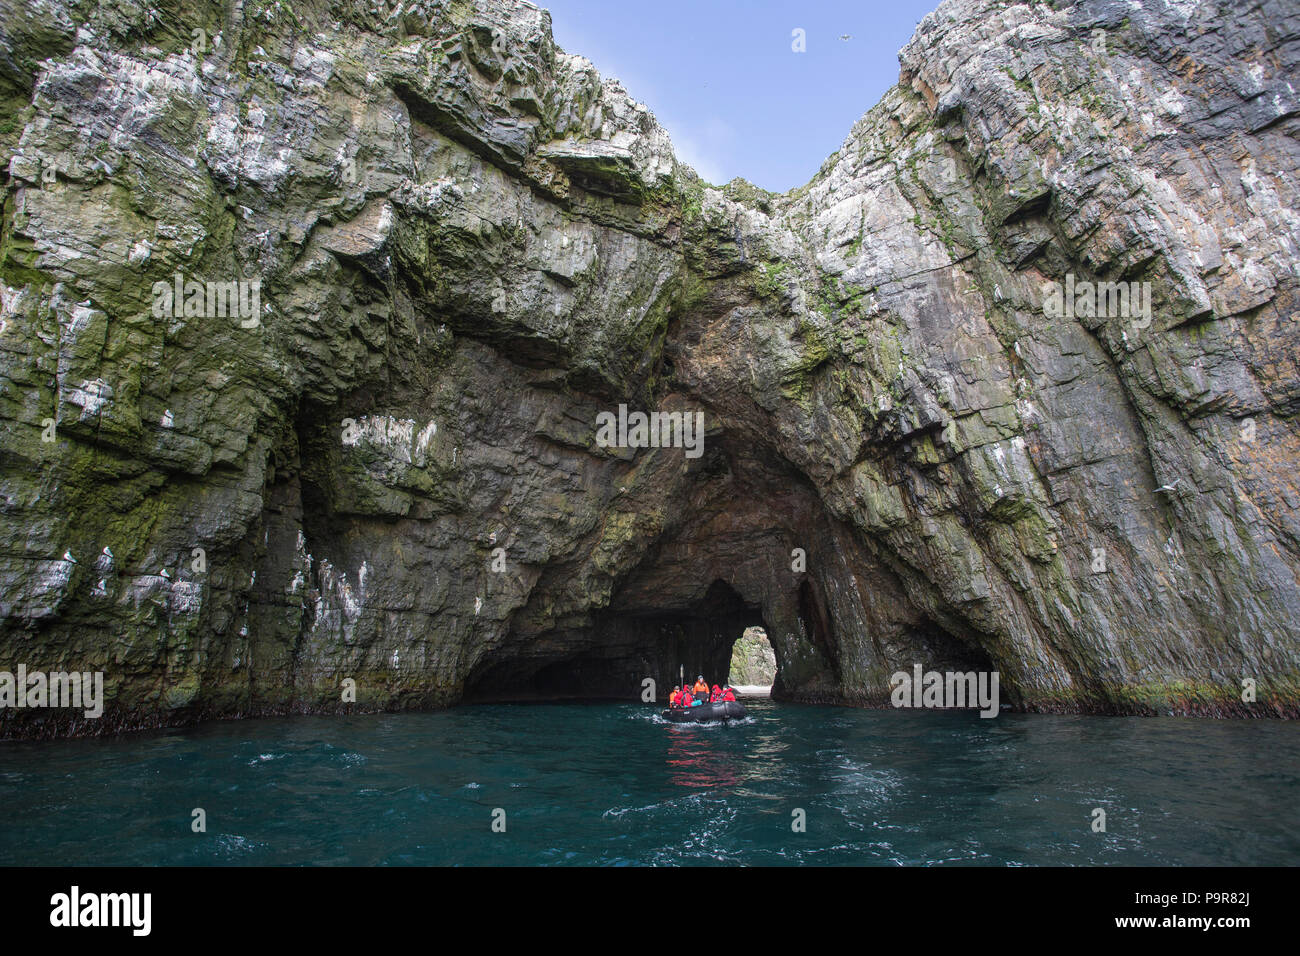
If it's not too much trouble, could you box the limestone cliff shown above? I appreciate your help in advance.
[2,0,1298,736]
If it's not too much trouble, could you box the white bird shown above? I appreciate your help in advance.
[161,568,171,579]
[102,546,113,558]
[1014,341,1022,358]
[62,550,76,563]
[1155,479,1182,494]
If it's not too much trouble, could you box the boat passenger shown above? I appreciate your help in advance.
[680,688,694,707]
[693,675,709,696]
[669,687,681,707]
[721,686,736,701]
[710,684,722,702]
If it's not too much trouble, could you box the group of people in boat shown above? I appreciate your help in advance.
[668,676,737,708]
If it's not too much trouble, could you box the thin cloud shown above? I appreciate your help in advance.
[659,115,735,186]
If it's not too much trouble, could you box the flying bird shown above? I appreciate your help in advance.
[839,34,852,41]
[1155,479,1182,494]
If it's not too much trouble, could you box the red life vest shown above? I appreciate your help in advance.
[722,688,735,701]
[680,691,693,706]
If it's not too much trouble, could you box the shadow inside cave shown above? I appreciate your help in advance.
[461,579,772,703]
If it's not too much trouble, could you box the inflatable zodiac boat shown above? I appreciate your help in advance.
[661,700,748,723]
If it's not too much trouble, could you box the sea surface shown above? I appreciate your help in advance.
[1,699,1297,865]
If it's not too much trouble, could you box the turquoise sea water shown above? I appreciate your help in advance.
[1,699,1297,865]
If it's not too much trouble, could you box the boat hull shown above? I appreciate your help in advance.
[661,700,747,723]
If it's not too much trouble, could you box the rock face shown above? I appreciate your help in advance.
[1,0,1298,736]
[730,627,776,687]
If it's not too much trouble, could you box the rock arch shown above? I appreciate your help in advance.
[2,0,1298,736]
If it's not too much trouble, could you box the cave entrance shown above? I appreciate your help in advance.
[727,626,776,691]
[461,579,769,703]
[653,579,766,699]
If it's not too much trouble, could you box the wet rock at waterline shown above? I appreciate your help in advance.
[1,0,1298,737]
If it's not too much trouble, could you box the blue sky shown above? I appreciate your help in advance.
[540,0,944,192]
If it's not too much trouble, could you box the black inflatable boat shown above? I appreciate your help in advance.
[661,700,747,723]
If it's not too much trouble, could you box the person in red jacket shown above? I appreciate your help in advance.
[710,684,722,702]
[669,687,681,707]
[721,686,736,701]
[679,686,694,707]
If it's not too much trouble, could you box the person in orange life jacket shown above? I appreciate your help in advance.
[710,684,722,702]
[692,676,709,697]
